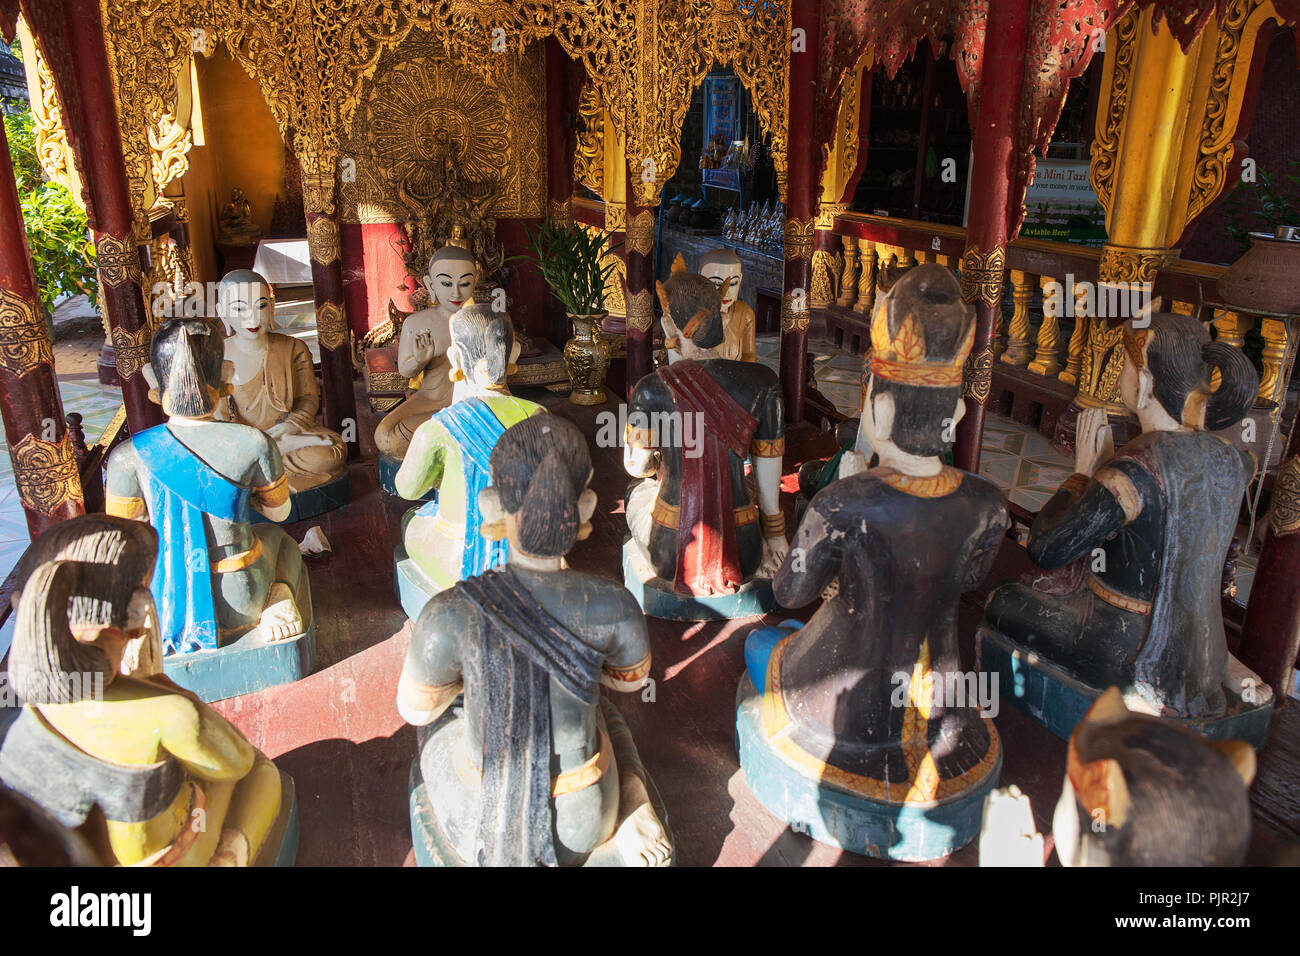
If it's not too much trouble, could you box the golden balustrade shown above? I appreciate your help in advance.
[829,212,1294,414]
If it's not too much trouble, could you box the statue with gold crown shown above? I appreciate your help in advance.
[216,270,349,520]
[399,414,674,866]
[699,248,757,363]
[105,317,315,701]
[736,264,1008,861]
[621,255,787,620]
[0,515,298,866]
[393,301,543,619]
[374,237,480,489]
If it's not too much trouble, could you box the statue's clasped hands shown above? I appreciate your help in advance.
[1074,407,1115,478]
[267,419,333,454]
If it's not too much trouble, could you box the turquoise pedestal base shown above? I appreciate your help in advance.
[621,538,774,622]
[394,544,443,622]
[735,672,1000,862]
[253,471,350,525]
[379,454,437,499]
[256,771,301,867]
[162,623,315,703]
[975,623,1273,749]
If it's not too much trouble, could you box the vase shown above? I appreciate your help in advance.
[1217,227,1300,316]
[563,312,611,406]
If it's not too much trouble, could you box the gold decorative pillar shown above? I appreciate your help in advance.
[836,239,859,307]
[1084,0,1284,411]
[1029,275,1064,376]
[1058,282,1090,386]
[1258,318,1290,407]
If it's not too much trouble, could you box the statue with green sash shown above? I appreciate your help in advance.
[394,302,542,618]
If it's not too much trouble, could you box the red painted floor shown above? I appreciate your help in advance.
[210,387,1300,866]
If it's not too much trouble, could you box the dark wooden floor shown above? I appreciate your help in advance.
[212,384,1300,866]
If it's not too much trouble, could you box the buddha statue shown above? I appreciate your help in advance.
[398,414,673,866]
[736,265,1009,860]
[217,188,260,245]
[623,263,786,618]
[0,515,291,866]
[699,248,756,363]
[105,318,314,681]
[374,244,478,460]
[215,270,347,495]
[394,303,540,613]
[982,313,1262,727]
[1052,688,1255,866]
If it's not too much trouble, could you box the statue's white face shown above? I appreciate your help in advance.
[222,281,274,341]
[702,262,742,312]
[426,256,477,312]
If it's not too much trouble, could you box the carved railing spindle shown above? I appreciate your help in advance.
[1029,274,1064,376]
[837,240,859,307]
[1058,281,1089,386]
[1259,317,1290,408]
[853,239,877,314]
[1000,269,1034,365]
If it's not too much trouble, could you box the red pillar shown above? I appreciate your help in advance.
[952,0,1031,473]
[1239,423,1300,704]
[780,0,822,427]
[30,0,163,436]
[625,191,656,398]
[0,118,85,535]
[302,167,361,460]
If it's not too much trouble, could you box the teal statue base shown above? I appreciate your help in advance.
[253,471,350,525]
[162,623,315,703]
[736,621,1001,862]
[622,537,774,621]
[975,623,1273,749]
[394,543,441,622]
[256,770,300,867]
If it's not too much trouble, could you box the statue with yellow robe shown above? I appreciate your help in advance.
[0,515,296,867]
[700,248,757,363]
[216,270,347,494]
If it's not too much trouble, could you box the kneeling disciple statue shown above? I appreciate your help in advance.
[105,318,315,701]
[393,302,542,619]
[398,414,673,867]
[0,515,297,866]
[216,270,348,515]
[737,264,1009,861]
[623,259,787,620]
[979,312,1269,745]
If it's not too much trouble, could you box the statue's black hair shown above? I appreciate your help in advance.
[450,303,513,388]
[150,317,225,417]
[659,272,724,350]
[1140,312,1258,431]
[489,414,592,557]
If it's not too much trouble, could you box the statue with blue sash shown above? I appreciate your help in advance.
[394,303,541,618]
[106,318,315,700]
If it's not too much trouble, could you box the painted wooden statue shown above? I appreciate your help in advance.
[105,318,314,699]
[980,313,1265,740]
[624,261,786,619]
[374,244,478,459]
[398,414,673,866]
[216,270,347,493]
[737,264,1009,860]
[0,515,294,866]
[393,302,542,617]
[1053,688,1255,866]
[700,248,757,363]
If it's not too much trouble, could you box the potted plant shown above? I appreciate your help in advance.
[512,219,620,405]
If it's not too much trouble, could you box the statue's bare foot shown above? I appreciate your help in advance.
[614,802,672,867]
[258,583,304,643]
[209,830,249,867]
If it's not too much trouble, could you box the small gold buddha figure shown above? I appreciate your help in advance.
[700,248,756,363]
[216,270,346,493]
[217,188,260,245]
[373,244,478,460]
